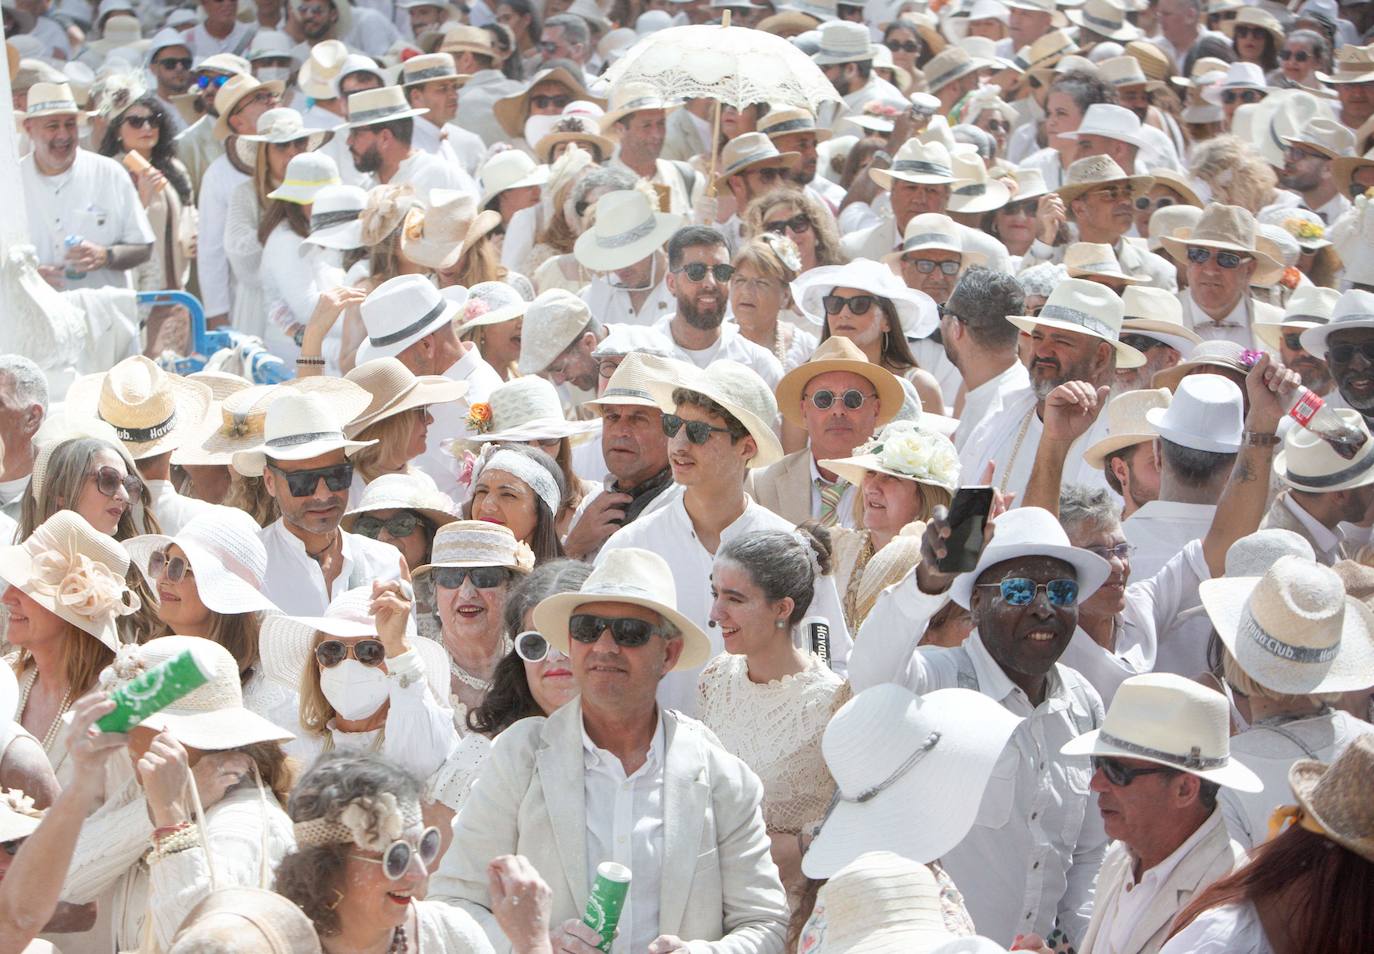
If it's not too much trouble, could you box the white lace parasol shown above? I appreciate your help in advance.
[599,24,843,112]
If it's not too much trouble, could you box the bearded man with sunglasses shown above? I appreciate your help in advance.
[434,547,789,954]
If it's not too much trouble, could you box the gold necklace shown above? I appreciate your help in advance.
[18,668,73,752]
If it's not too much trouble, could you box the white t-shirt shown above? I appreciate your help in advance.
[649,314,784,389]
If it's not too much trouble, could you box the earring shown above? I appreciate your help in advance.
[775,619,787,629]
[882,331,890,353]
[327,889,345,911]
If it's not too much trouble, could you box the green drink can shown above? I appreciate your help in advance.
[96,648,214,733]
[583,861,631,952]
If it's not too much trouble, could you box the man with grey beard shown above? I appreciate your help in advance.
[650,226,783,387]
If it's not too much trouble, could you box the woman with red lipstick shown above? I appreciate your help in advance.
[463,444,568,564]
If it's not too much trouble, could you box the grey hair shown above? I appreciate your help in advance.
[945,266,1024,350]
[1159,437,1235,487]
[1058,485,1121,539]
[544,13,590,45]
[0,355,49,412]
[951,124,995,160]
[716,527,831,626]
[571,165,639,208]
[1286,29,1329,66]
[501,558,592,636]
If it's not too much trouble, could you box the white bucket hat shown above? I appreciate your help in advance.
[1144,373,1243,454]
[573,189,683,273]
[1300,289,1374,357]
[531,547,711,669]
[803,684,1021,877]
[470,375,602,443]
[1064,241,1146,286]
[1082,387,1172,469]
[811,20,878,65]
[1253,285,1341,352]
[1200,61,1267,106]
[126,508,279,616]
[1060,102,1148,150]
[343,357,469,437]
[455,281,528,335]
[266,151,341,205]
[303,184,368,250]
[413,519,535,575]
[1274,409,1374,494]
[949,506,1111,608]
[231,391,377,478]
[356,274,462,364]
[341,85,428,129]
[1120,285,1201,355]
[644,357,784,468]
[870,139,955,189]
[1061,672,1263,790]
[478,150,549,209]
[518,289,593,375]
[1006,277,1147,369]
[65,355,213,460]
[792,259,940,339]
[799,851,955,953]
[340,472,462,533]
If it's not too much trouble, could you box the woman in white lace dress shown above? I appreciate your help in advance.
[697,527,844,901]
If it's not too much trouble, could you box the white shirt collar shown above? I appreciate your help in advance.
[581,708,666,775]
[1130,807,1224,889]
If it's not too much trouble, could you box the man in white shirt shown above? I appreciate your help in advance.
[1301,290,1374,428]
[603,83,700,216]
[174,53,250,199]
[307,55,385,188]
[813,20,906,128]
[444,24,525,147]
[0,356,48,522]
[146,30,195,133]
[758,106,845,211]
[400,52,485,186]
[1150,0,1227,71]
[292,0,400,57]
[1113,286,1200,395]
[431,548,790,954]
[342,85,474,203]
[184,0,257,58]
[942,267,1031,450]
[1278,117,1357,225]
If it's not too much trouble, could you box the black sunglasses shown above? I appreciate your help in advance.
[514,630,552,662]
[353,510,427,540]
[156,56,192,70]
[90,465,142,500]
[886,39,920,52]
[763,213,812,236]
[122,113,158,129]
[806,388,874,411]
[1092,755,1174,787]
[568,613,659,647]
[315,638,387,668]
[822,293,877,316]
[0,840,22,857]
[1135,195,1174,211]
[529,93,573,110]
[267,461,353,497]
[1002,199,1036,217]
[1329,342,1374,365]
[674,262,734,283]
[1221,88,1265,105]
[982,119,1010,133]
[1120,333,1167,353]
[149,548,192,583]
[1279,48,1310,62]
[1186,246,1250,269]
[1233,24,1267,39]
[431,565,511,590]
[662,412,733,444]
[1283,332,1307,352]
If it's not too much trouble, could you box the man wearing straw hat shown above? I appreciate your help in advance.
[575,190,682,327]
[1082,388,1169,519]
[1279,117,1357,225]
[401,51,486,183]
[1114,286,1201,394]
[811,21,904,129]
[342,84,474,202]
[432,547,789,954]
[602,82,702,217]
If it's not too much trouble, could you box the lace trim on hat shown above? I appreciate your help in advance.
[293,792,421,851]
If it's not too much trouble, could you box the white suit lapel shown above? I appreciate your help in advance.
[658,716,710,934]
[537,702,591,903]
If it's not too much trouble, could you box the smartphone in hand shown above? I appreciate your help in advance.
[935,486,994,575]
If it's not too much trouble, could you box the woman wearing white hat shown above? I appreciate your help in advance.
[729,234,819,373]
[341,473,462,579]
[62,636,296,953]
[456,281,530,382]
[462,444,568,563]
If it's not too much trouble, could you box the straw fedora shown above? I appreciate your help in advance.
[233,106,332,166]
[1160,203,1283,283]
[187,370,252,404]
[821,419,959,492]
[22,81,81,119]
[231,391,377,478]
[1300,290,1374,357]
[356,274,462,364]
[1064,241,1146,286]
[923,46,981,93]
[1006,277,1147,369]
[803,683,1021,877]
[266,152,340,205]
[1011,27,1077,72]
[1150,340,1248,393]
[472,376,602,444]
[792,259,940,339]
[583,351,683,412]
[0,511,139,651]
[432,23,495,57]
[531,547,710,669]
[258,585,450,697]
[1061,672,1262,790]
[716,132,801,184]
[493,67,604,138]
[413,519,535,576]
[1253,285,1341,352]
[456,281,528,335]
[1060,103,1148,151]
[642,356,783,468]
[212,73,284,141]
[66,356,212,460]
[1288,735,1374,863]
[599,80,681,129]
[1097,54,1152,90]
[1066,0,1140,41]
[303,183,368,251]
[535,115,615,164]
[343,357,469,437]
[948,506,1111,608]
[400,52,468,89]
[757,106,832,144]
[886,212,988,270]
[478,150,549,209]
[1332,147,1374,201]
[245,29,299,65]
[1273,409,1374,494]
[518,289,593,375]
[870,139,955,190]
[1082,387,1171,469]
[341,85,428,130]
[1144,373,1243,453]
[398,190,478,271]
[1202,555,1374,696]
[811,20,878,65]
[1056,155,1153,204]
[340,472,462,533]
[775,336,905,430]
[947,151,1010,215]
[1144,167,1204,210]
[1282,116,1356,161]
[1316,42,1374,86]
[126,508,279,616]
[1219,4,1282,47]
[1146,205,1203,255]
[1006,165,1051,204]
[297,39,349,99]
[0,789,42,845]
[573,189,683,273]
[799,851,954,953]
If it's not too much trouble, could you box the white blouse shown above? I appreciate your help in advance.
[1158,902,1275,954]
[415,898,495,953]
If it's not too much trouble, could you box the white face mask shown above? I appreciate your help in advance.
[320,659,390,721]
[255,66,292,83]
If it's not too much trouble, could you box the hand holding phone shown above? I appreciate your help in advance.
[936,486,994,574]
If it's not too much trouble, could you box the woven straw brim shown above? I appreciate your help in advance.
[1061,725,1263,791]
[1007,314,1147,369]
[355,298,460,365]
[1289,756,1374,864]
[573,211,682,273]
[775,359,905,430]
[1057,171,1154,203]
[853,531,924,623]
[65,369,212,460]
[346,375,470,437]
[1082,429,1154,469]
[644,376,783,469]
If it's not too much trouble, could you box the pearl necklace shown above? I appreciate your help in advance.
[18,668,72,752]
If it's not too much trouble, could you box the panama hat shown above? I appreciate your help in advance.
[1006,165,1051,204]
[949,506,1111,608]
[1097,54,1151,90]
[186,371,252,404]
[1146,204,1203,254]
[471,375,602,444]
[1200,61,1267,108]
[234,106,333,166]
[1288,736,1374,863]
[531,547,710,669]
[413,519,535,576]
[356,274,461,364]
[1144,167,1204,210]
[1253,286,1341,351]
[1144,373,1243,453]
[397,190,479,271]
[535,115,614,163]
[573,189,682,273]
[1056,154,1153,204]
[303,184,368,250]
[923,46,981,93]
[792,259,940,339]
[0,511,138,651]
[1082,387,1171,468]
[1282,116,1356,161]
[870,139,955,189]
[803,684,1021,877]
[776,336,905,430]
[1202,555,1374,696]
[1011,27,1077,72]
[1064,241,1146,285]
[1066,0,1140,41]
[1273,409,1374,494]
[1150,340,1248,393]
[212,73,284,141]
[341,85,427,130]
[258,585,450,697]
[1316,42,1374,86]
[66,356,212,460]
[800,851,954,953]
[1332,147,1374,201]
[400,52,467,89]
[296,39,348,98]
[455,281,528,335]
[1062,672,1262,790]
[947,151,1010,215]
[23,81,82,120]
[343,357,469,437]
[1006,277,1146,369]
[886,212,988,270]
[716,132,801,184]
[1060,102,1148,150]
[757,106,832,144]
[1219,4,1282,47]
[245,29,299,65]
[583,351,683,413]
[821,419,960,493]
[126,508,279,616]
[811,20,879,65]
[341,472,461,533]
[518,289,593,375]
[231,391,376,478]
[598,80,680,128]
[1160,203,1283,283]
[642,356,783,468]
[478,150,549,208]
[266,152,340,205]
[1299,289,1374,357]
[432,23,495,57]
[493,67,604,138]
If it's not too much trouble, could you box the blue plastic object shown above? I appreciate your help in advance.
[137,291,292,385]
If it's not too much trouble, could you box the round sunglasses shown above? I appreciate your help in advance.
[351,826,442,879]
[514,630,564,663]
[149,548,192,584]
[1279,48,1310,63]
[805,388,874,411]
[1185,246,1250,269]
[315,638,386,668]
[673,262,735,283]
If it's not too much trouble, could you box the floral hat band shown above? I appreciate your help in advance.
[820,420,961,493]
[293,792,421,852]
[21,525,141,627]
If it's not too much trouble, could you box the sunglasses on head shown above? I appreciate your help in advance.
[1135,195,1174,211]
[662,413,732,444]
[1185,246,1250,269]
[267,461,353,497]
[315,638,386,668]
[91,465,142,500]
[514,630,559,663]
[1279,48,1310,62]
[1092,755,1173,787]
[1222,88,1264,105]
[806,388,874,411]
[568,613,659,647]
[352,826,442,880]
[822,293,877,316]
[530,93,572,110]
[156,56,192,70]
[674,262,734,283]
[353,511,426,540]
[149,548,192,584]
[763,213,812,236]
[431,565,511,591]
[1329,342,1374,364]
[887,39,920,52]
[906,258,960,275]
[975,577,1080,606]
[196,73,231,90]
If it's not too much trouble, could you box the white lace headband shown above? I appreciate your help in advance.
[475,447,562,516]
[292,793,421,852]
[792,529,825,578]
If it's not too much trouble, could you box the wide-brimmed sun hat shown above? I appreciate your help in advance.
[478,150,549,208]
[643,356,783,468]
[1274,409,1374,494]
[266,151,340,205]
[535,114,615,163]
[803,683,1021,877]
[231,391,377,478]
[573,189,682,273]
[1006,277,1146,369]
[470,376,602,444]
[0,511,139,651]
[1161,202,1284,283]
[1332,146,1374,201]
[343,357,469,437]
[1299,289,1374,356]
[1062,672,1262,790]
[799,851,955,953]
[775,336,904,430]
[1056,154,1154,204]
[1253,285,1341,351]
[125,508,278,616]
[792,259,940,339]
[1144,371,1243,454]
[947,151,1010,215]
[233,106,332,167]
[1287,735,1374,863]
[531,547,710,669]
[1316,41,1374,86]
[1082,388,1170,469]
[949,506,1111,608]
[356,274,462,364]
[923,45,983,93]
[0,788,43,844]
[340,472,462,533]
[413,519,535,576]
[821,418,959,493]
[65,355,212,460]
[493,67,604,139]
[397,190,483,272]
[1150,340,1248,393]
[1200,61,1267,106]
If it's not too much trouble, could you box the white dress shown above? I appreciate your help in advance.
[695,652,843,834]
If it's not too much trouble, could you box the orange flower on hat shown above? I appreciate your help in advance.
[466,402,493,434]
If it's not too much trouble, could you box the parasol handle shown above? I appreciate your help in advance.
[706,9,731,197]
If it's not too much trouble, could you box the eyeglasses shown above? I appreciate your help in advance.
[529,93,573,110]
[122,113,158,129]
[1092,755,1174,787]
[1284,144,1328,163]
[886,39,920,52]
[240,90,278,110]
[568,613,660,647]
[352,511,426,540]
[1088,185,1132,203]
[315,638,387,668]
[1328,342,1374,365]
[431,565,511,590]
[1279,48,1311,62]
[1119,333,1166,352]
[0,840,22,857]
[822,293,877,316]
[1185,246,1250,269]
[1084,542,1134,562]
[1221,88,1265,105]
[975,577,1080,606]
[266,461,353,497]
[352,826,443,880]
[806,388,875,411]
[1134,195,1174,211]
[673,262,734,283]
[149,548,193,584]
[662,413,732,444]
[90,465,142,500]
[982,119,1010,133]
[155,56,192,70]
[195,73,231,90]
[514,630,557,663]
[905,258,961,275]
[763,213,812,236]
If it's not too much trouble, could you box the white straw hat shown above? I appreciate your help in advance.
[800,851,955,953]
[1006,277,1146,369]
[399,190,486,272]
[887,212,987,269]
[341,84,428,129]
[572,189,682,273]
[455,281,528,334]
[0,789,43,844]
[266,151,340,205]
[518,289,594,375]
[471,376,602,443]
[947,150,1010,215]
[1160,203,1284,283]
[478,150,549,208]
[870,139,955,189]
[65,356,213,460]
[1066,0,1140,41]
[583,351,682,412]
[803,684,1021,877]
[820,419,958,492]
[343,357,469,437]
[400,51,467,88]
[792,259,940,339]
[1273,409,1374,494]
[643,357,783,468]
[1064,241,1146,285]
[1144,372,1243,454]
[1120,285,1201,354]
[125,508,278,616]
[413,519,535,575]
[715,132,800,184]
[1061,672,1262,790]
[340,472,462,533]
[948,506,1110,609]
[303,184,368,250]
[356,274,462,364]
[599,80,681,128]
[23,81,82,119]
[297,39,349,99]
[1056,154,1154,204]
[811,20,879,65]
[1299,289,1374,357]
[1082,387,1171,469]
[1200,61,1267,106]
[231,391,377,478]
[233,106,332,166]
[531,547,711,669]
